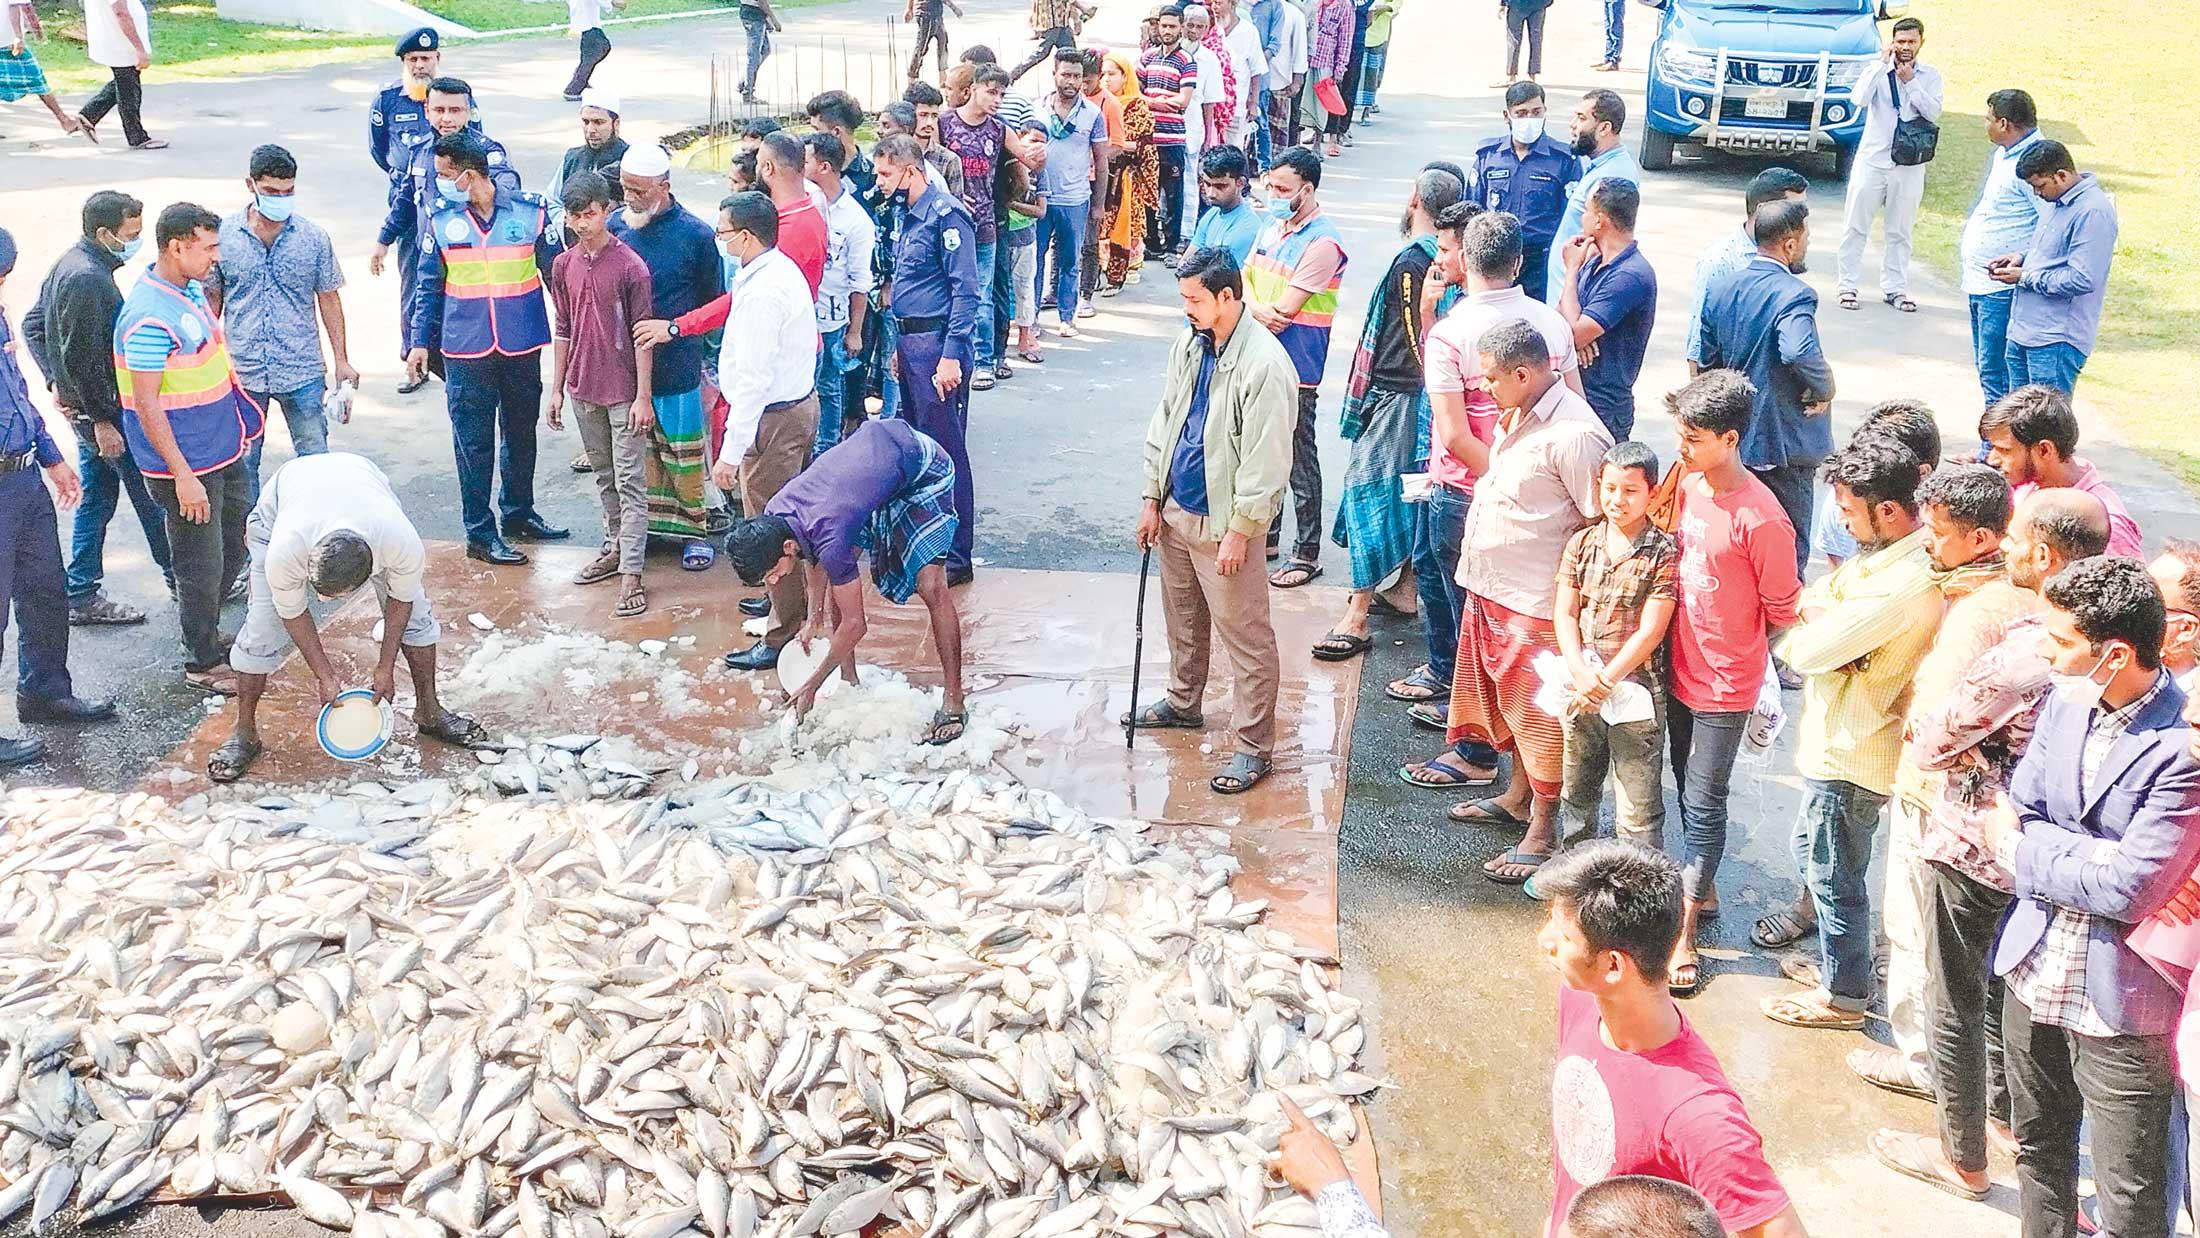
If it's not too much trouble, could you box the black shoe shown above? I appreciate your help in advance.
[466,538,530,566]
[397,374,429,395]
[0,736,45,767]
[501,516,571,542]
[738,596,771,618]
[721,640,780,671]
[17,695,117,725]
[946,565,975,587]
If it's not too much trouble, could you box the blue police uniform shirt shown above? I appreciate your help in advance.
[370,86,483,177]
[889,185,981,367]
[379,132,519,249]
[1167,335,1219,515]
[0,308,62,467]
[1472,132,1581,251]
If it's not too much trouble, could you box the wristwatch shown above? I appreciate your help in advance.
[666,322,683,338]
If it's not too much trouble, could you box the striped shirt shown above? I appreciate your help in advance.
[1139,46,1198,145]
[120,278,211,372]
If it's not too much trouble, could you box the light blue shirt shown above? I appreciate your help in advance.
[2010,173,2117,355]
[1547,144,1642,298]
[1684,226,1755,366]
[1189,199,1265,266]
[1958,129,2046,296]
[1038,96,1107,207]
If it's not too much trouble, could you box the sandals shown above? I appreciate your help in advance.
[1847,1044,1933,1101]
[1406,701,1448,731]
[1312,632,1371,662]
[972,371,996,391]
[1838,289,1860,310]
[1751,909,1815,949]
[1448,799,1528,828]
[1268,561,1323,589]
[1017,346,1045,364]
[1759,992,1865,1031]
[1369,592,1415,618]
[129,138,170,151]
[682,541,717,571]
[615,584,648,618]
[184,665,239,697]
[69,595,146,626]
[1884,292,1919,313]
[1483,849,1549,884]
[1385,666,1443,702]
[993,363,1014,381]
[922,709,967,746]
[572,550,621,586]
[1397,753,1497,789]
[1210,752,1272,795]
[1668,954,1702,996]
[1122,699,1205,729]
[1868,1130,1989,1202]
[207,735,262,784]
[417,710,492,749]
[570,453,597,473]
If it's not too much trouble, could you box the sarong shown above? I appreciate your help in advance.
[0,48,51,101]
[1446,590,1565,799]
[1330,384,1422,591]
[1355,43,1388,109]
[856,429,958,605]
[644,386,709,538]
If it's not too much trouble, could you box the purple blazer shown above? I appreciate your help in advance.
[1994,679,2200,1038]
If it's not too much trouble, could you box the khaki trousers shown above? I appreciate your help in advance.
[740,393,820,647]
[1157,500,1279,757]
[574,399,650,577]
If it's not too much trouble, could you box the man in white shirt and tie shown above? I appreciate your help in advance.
[705,191,821,671]
[1836,16,1940,314]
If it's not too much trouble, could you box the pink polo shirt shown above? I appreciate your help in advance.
[2013,458,2144,558]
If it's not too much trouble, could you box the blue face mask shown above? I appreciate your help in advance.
[108,234,143,261]
[436,176,465,202]
[1268,194,1296,218]
[255,194,295,223]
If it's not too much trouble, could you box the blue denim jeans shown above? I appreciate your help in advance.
[2005,340,2087,396]
[443,353,544,544]
[1668,698,1751,903]
[973,238,1001,369]
[1968,289,2016,411]
[1036,203,1088,327]
[1252,87,1275,170]
[874,313,902,420]
[741,12,771,93]
[1409,483,1499,768]
[813,325,849,457]
[1793,777,1889,1010]
[66,429,172,604]
[1601,0,1625,62]
[243,378,330,507]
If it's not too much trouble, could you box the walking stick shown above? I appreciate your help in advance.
[1127,537,1153,750]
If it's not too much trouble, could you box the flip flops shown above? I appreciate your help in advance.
[1751,909,1815,949]
[418,710,492,749]
[1759,992,1866,1031]
[1448,799,1528,828]
[682,541,717,571]
[207,735,262,784]
[1269,561,1322,589]
[923,709,967,746]
[573,550,621,586]
[1397,754,1497,789]
[1483,849,1549,884]
[1312,632,1371,662]
[615,585,648,618]
[1385,666,1444,702]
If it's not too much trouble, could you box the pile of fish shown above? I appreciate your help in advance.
[0,702,1378,1235]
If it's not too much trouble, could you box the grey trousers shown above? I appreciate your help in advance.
[1559,683,1668,851]
[574,399,650,576]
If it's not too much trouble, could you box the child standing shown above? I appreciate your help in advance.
[1551,440,1679,860]
[547,172,656,618]
[1004,132,1046,364]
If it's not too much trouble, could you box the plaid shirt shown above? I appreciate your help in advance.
[2006,670,2172,1037]
[1558,520,1679,685]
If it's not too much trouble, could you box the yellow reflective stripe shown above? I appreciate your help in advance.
[445,255,541,288]
[447,277,544,300]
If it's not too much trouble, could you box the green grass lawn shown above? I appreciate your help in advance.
[411,0,739,34]
[1911,0,2199,489]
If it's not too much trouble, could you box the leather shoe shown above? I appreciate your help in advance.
[466,538,530,566]
[17,695,117,725]
[738,597,771,618]
[501,516,571,542]
[0,736,46,767]
[721,640,780,671]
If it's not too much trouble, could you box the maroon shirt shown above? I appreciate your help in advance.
[550,235,654,406]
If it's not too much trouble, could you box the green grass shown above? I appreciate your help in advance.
[411,0,738,34]
[1911,0,2200,489]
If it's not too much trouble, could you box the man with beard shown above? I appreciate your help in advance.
[1544,88,1639,306]
[552,90,629,237]
[369,27,454,177]
[1836,18,1939,315]
[1979,383,2142,557]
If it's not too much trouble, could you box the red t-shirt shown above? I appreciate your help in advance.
[776,197,828,297]
[1667,471,1802,714]
[1547,988,1793,1236]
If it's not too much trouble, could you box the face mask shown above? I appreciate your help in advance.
[1267,192,1297,219]
[2049,648,2116,712]
[1509,116,1545,145]
[436,176,465,202]
[720,238,747,271]
[255,194,295,223]
[107,234,143,261]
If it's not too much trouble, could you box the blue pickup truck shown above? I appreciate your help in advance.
[1639,0,1910,178]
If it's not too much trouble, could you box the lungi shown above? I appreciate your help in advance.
[1446,589,1565,799]
[0,47,52,100]
[858,429,959,604]
[643,386,710,538]
[1330,384,1422,591]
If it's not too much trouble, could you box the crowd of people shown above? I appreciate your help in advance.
[0,2,2183,1236]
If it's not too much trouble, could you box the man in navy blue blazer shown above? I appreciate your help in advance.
[1986,555,2200,1238]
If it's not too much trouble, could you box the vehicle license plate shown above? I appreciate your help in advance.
[1744,90,1788,119]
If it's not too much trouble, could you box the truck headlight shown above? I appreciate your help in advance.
[1657,43,1720,86]
[1825,57,1873,88]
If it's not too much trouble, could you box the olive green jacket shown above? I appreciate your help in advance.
[1140,313,1299,541]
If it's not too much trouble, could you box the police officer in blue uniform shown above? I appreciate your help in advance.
[871,135,979,584]
[370,27,444,177]
[1471,81,1582,303]
[0,226,117,766]
[372,76,518,393]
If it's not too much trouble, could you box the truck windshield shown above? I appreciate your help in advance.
[1706,0,1872,12]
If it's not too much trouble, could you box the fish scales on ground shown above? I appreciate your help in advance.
[0,673,1380,1235]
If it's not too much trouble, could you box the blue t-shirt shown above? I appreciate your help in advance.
[1189,200,1265,268]
[1168,340,1220,515]
[1575,241,1657,439]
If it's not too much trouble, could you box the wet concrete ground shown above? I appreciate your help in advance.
[5,0,2199,1234]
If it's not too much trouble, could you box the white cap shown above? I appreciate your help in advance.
[579,88,621,117]
[623,142,672,178]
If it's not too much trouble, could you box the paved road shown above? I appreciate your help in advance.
[1,0,2192,1234]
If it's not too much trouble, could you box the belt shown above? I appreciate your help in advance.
[0,450,38,475]
[895,314,947,334]
[763,393,815,415]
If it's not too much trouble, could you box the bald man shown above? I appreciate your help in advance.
[1867,484,2111,1203]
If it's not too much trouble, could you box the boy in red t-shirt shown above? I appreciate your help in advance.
[1534,841,1809,1238]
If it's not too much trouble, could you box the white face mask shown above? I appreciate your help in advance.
[1509,115,1546,145]
[2049,647,2117,712]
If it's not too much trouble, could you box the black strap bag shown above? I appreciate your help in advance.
[1888,69,1939,166]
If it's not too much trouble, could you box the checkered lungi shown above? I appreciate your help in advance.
[1446,589,1566,798]
[0,48,52,101]
[856,429,958,604]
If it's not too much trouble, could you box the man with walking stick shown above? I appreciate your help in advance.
[1126,246,1297,794]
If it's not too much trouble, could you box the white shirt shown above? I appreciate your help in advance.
[1267,2,1308,93]
[568,0,605,33]
[1854,59,1943,170]
[1221,18,1268,143]
[85,0,150,68]
[716,248,819,465]
[816,185,877,333]
[256,454,428,621]
[1189,44,1224,149]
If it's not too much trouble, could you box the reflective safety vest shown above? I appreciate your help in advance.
[112,275,264,479]
[424,192,554,359]
[1242,212,1348,388]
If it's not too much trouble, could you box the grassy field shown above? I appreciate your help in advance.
[412,0,738,33]
[1910,0,2198,488]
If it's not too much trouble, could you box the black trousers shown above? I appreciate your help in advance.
[147,462,248,672]
[2003,988,2175,1238]
[1924,862,2013,1175]
[1504,5,1546,78]
[1148,145,1187,254]
[908,14,949,80]
[1266,386,1322,565]
[1753,460,1816,577]
[564,27,612,97]
[80,65,148,146]
[0,468,75,703]
[1009,25,1075,84]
